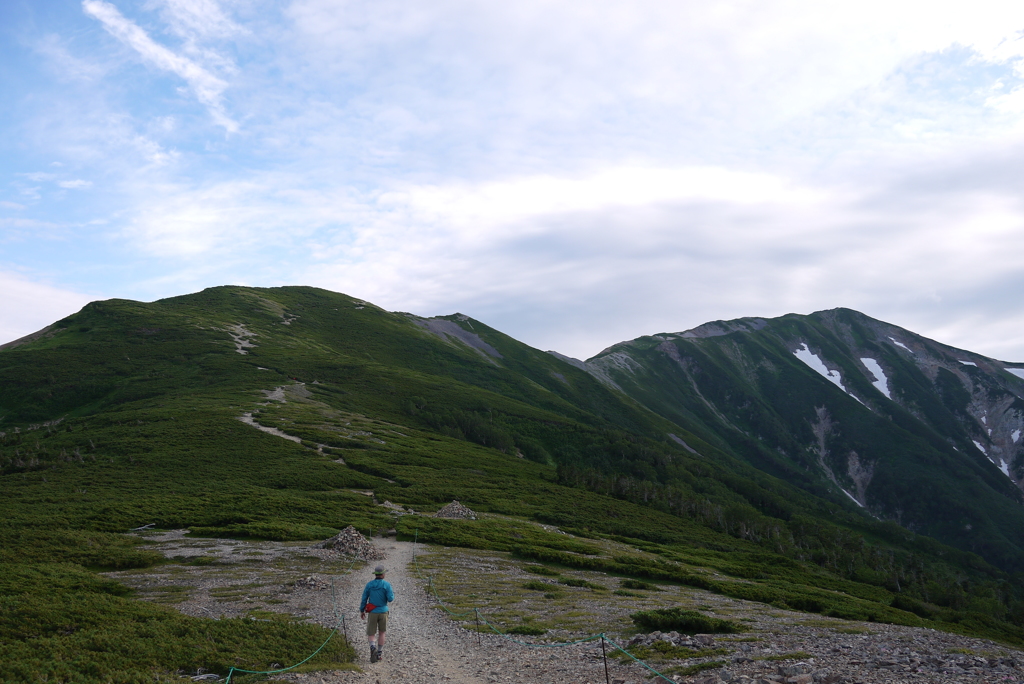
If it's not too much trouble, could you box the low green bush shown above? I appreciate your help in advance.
[558,577,606,590]
[621,578,663,591]
[188,523,339,541]
[630,608,741,634]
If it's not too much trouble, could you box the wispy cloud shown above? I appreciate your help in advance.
[34,33,106,81]
[158,0,244,39]
[82,0,237,131]
[22,173,56,182]
[57,180,93,189]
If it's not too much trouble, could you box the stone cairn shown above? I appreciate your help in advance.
[315,525,387,560]
[433,500,477,520]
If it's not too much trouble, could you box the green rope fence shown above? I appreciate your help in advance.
[411,529,678,683]
[223,555,359,683]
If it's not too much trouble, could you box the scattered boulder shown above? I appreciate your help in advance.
[380,500,412,514]
[295,575,330,590]
[434,500,477,520]
[626,630,716,650]
[315,525,387,560]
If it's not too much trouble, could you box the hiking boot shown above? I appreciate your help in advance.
[369,646,378,663]
[376,648,384,661]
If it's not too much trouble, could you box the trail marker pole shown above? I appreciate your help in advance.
[475,609,482,645]
[601,634,611,684]
[342,615,348,644]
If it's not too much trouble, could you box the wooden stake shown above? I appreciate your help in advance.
[601,635,611,684]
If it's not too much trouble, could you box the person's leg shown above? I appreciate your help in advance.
[366,613,379,661]
[374,614,388,659]
[368,610,385,659]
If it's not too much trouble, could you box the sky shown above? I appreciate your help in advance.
[4,1,1024,361]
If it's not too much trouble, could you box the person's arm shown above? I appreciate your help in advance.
[386,582,395,603]
[359,584,369,616]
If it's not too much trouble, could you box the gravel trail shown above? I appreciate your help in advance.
[277,539,637,684]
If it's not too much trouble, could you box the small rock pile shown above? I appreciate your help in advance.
[433,500,477,519]
[627,630,716,649]
[294,575,330,591]
[315,525,387,560]
[688,662,839,684]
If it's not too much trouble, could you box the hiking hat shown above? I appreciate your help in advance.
[374,565,385,575]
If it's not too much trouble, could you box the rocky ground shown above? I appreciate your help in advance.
[111,528,1024,684]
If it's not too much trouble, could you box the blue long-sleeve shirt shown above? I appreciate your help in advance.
[360,578,394,613]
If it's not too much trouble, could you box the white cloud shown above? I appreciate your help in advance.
[158,0,243,39]
[12,0,1024,364]
[82,0,237,131]
[58,180,93,189]
[0,202,26,210]
[0,273,95,346]
[284,0,1024,147]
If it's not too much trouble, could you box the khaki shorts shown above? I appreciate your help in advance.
[366,611,388,635]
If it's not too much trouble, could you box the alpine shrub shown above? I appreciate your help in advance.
[630,608,741,634]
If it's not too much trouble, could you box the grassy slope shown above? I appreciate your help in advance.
[1,286,1023,682]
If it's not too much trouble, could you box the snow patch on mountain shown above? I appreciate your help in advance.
[860,358,891,399]
[959,360,978,367]
[1005,368,1024,380]
[795,344,844,388]
[973,440,988,455]
[668,433,700,455]
[795,343,863,404]
[1001,462,1012,478]
[841,487,865,507]
[1013,430,1021,443]
[888,337,913,353]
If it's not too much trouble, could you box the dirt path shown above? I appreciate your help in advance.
[279,539,630,684]
[316,539,487,684]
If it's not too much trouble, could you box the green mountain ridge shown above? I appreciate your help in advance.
[570,308,1024,571]
[2,287,1024,682]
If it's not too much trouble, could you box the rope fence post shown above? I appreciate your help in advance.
[600,634,610,684]
[475,608,482,646]
[342,614,348,644]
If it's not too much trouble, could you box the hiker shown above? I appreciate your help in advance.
[360,565,395,663]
